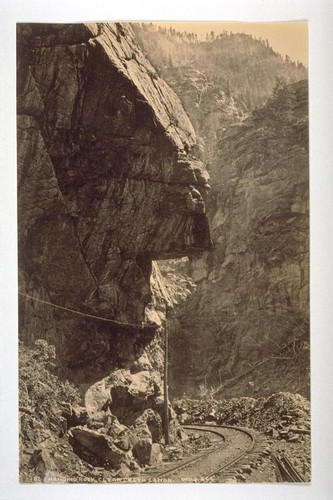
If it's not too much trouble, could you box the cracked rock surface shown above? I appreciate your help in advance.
[17,22,211,381]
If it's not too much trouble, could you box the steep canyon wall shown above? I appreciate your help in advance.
[17,22,211,386]
[165,79,309,399]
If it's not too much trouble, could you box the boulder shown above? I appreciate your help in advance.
[131,423,153,466]
[129,409,163,443]
[84,379,113,421]
[109,368,159,422]
[132,438,152,466]
[107,418,137,451]
[128,371,155,402]
[71,427,128,468]
[135,423,152,441]
[165,445,184,460]
[106,417,128,439]
[149,443,163,466]
[114,433,134,452]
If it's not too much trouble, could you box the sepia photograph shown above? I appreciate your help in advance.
[17,22,311,484]
[15,19,312,486]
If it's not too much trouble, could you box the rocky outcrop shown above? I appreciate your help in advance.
[71,426,131,469]
[17,22,211,476]
[17,22,211,382]
[168,80,309,398]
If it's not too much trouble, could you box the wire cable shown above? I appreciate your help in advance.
[18,291,156,329]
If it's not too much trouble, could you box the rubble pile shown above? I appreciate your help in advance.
[174,391,311,482]
[174,392,310,442]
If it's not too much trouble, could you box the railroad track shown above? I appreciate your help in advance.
[139,424,269,483]
[271,453,305,482]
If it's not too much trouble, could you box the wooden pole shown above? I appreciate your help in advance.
[163,309,170,445]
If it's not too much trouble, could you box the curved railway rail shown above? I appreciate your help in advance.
[139,424,270,483]
[271,453,305,482]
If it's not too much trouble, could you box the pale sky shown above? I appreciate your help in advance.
[156,22,308,66]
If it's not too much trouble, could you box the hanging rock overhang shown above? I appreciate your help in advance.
[17,22,212,376]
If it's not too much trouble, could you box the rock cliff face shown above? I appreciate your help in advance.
[130,33,309,401]
[17,23,212,476]
[168,80,309,399]
[17,22,211,382]
[163,66,246,166]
